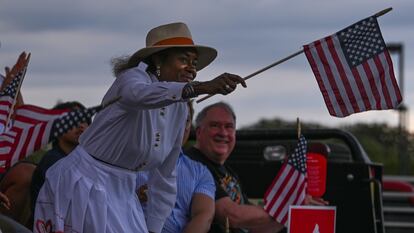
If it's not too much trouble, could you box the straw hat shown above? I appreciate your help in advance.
[130,22,217,71]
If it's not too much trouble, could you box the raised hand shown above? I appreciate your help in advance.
[198,72,247,96]
[1,51,31,91]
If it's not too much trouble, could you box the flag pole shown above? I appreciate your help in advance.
[225,216,230,233]
[374,7,392,18]
[196,49,303,103]
[297,117,301,139]
[196,7,393,104]
[5,54,31,129]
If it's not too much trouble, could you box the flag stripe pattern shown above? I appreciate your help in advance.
[263,135,307,226]
[0,71,24,128]
[304,16,402,117]
[0,103,100,170]
[0,66,102,171]
[0,105,67,169]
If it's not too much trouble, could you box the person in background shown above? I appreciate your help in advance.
[0,162,36,229]
[0,52,34,231]
[34,22,246,233]
[136,101,216,233]
[0,101,88,230]
[186,102,328,233]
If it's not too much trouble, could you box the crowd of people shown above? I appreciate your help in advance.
[0,22,325,233]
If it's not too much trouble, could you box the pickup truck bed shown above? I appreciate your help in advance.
[224,129,385,233]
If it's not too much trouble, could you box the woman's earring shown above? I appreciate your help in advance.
[156,65,161,78]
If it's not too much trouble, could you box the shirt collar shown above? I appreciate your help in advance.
[137,62,159,82]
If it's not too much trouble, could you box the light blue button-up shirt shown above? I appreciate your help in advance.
[136,152,216,233]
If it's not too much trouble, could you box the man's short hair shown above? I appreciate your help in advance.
[195,102,236,128]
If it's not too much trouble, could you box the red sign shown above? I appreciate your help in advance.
[306,152,327,197]
[288,206,336,233]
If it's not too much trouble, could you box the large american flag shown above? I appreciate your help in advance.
[0,105,68,169]
[0,75,101,170]
[304,16,402,117]
[0,105,100,171]
[263,135,307,226]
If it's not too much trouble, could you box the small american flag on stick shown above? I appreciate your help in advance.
[304,16,402,117]
[0,71,25,129]
[263,135,307,226]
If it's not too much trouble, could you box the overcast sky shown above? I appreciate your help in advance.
[1,0,413,131]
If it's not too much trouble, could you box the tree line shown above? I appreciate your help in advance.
[242,117,414,175]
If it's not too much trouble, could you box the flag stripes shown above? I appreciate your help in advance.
[0,59,105,171]
[0,105,66,168]
[0,71,24,129]
[0,103,101,170]
[304,17,402,117]
[0,99,12,127]
[263,135,307,226]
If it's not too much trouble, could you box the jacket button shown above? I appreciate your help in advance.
[136,162,147,170]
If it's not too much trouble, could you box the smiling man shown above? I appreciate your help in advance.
[185,102,284,233]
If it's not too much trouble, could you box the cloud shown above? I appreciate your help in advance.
[1,0,413,131]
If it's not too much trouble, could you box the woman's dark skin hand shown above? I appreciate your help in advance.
[1,52,31,91]
[195,72,247,95]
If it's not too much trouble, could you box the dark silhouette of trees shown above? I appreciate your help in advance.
[242,117,413,175]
